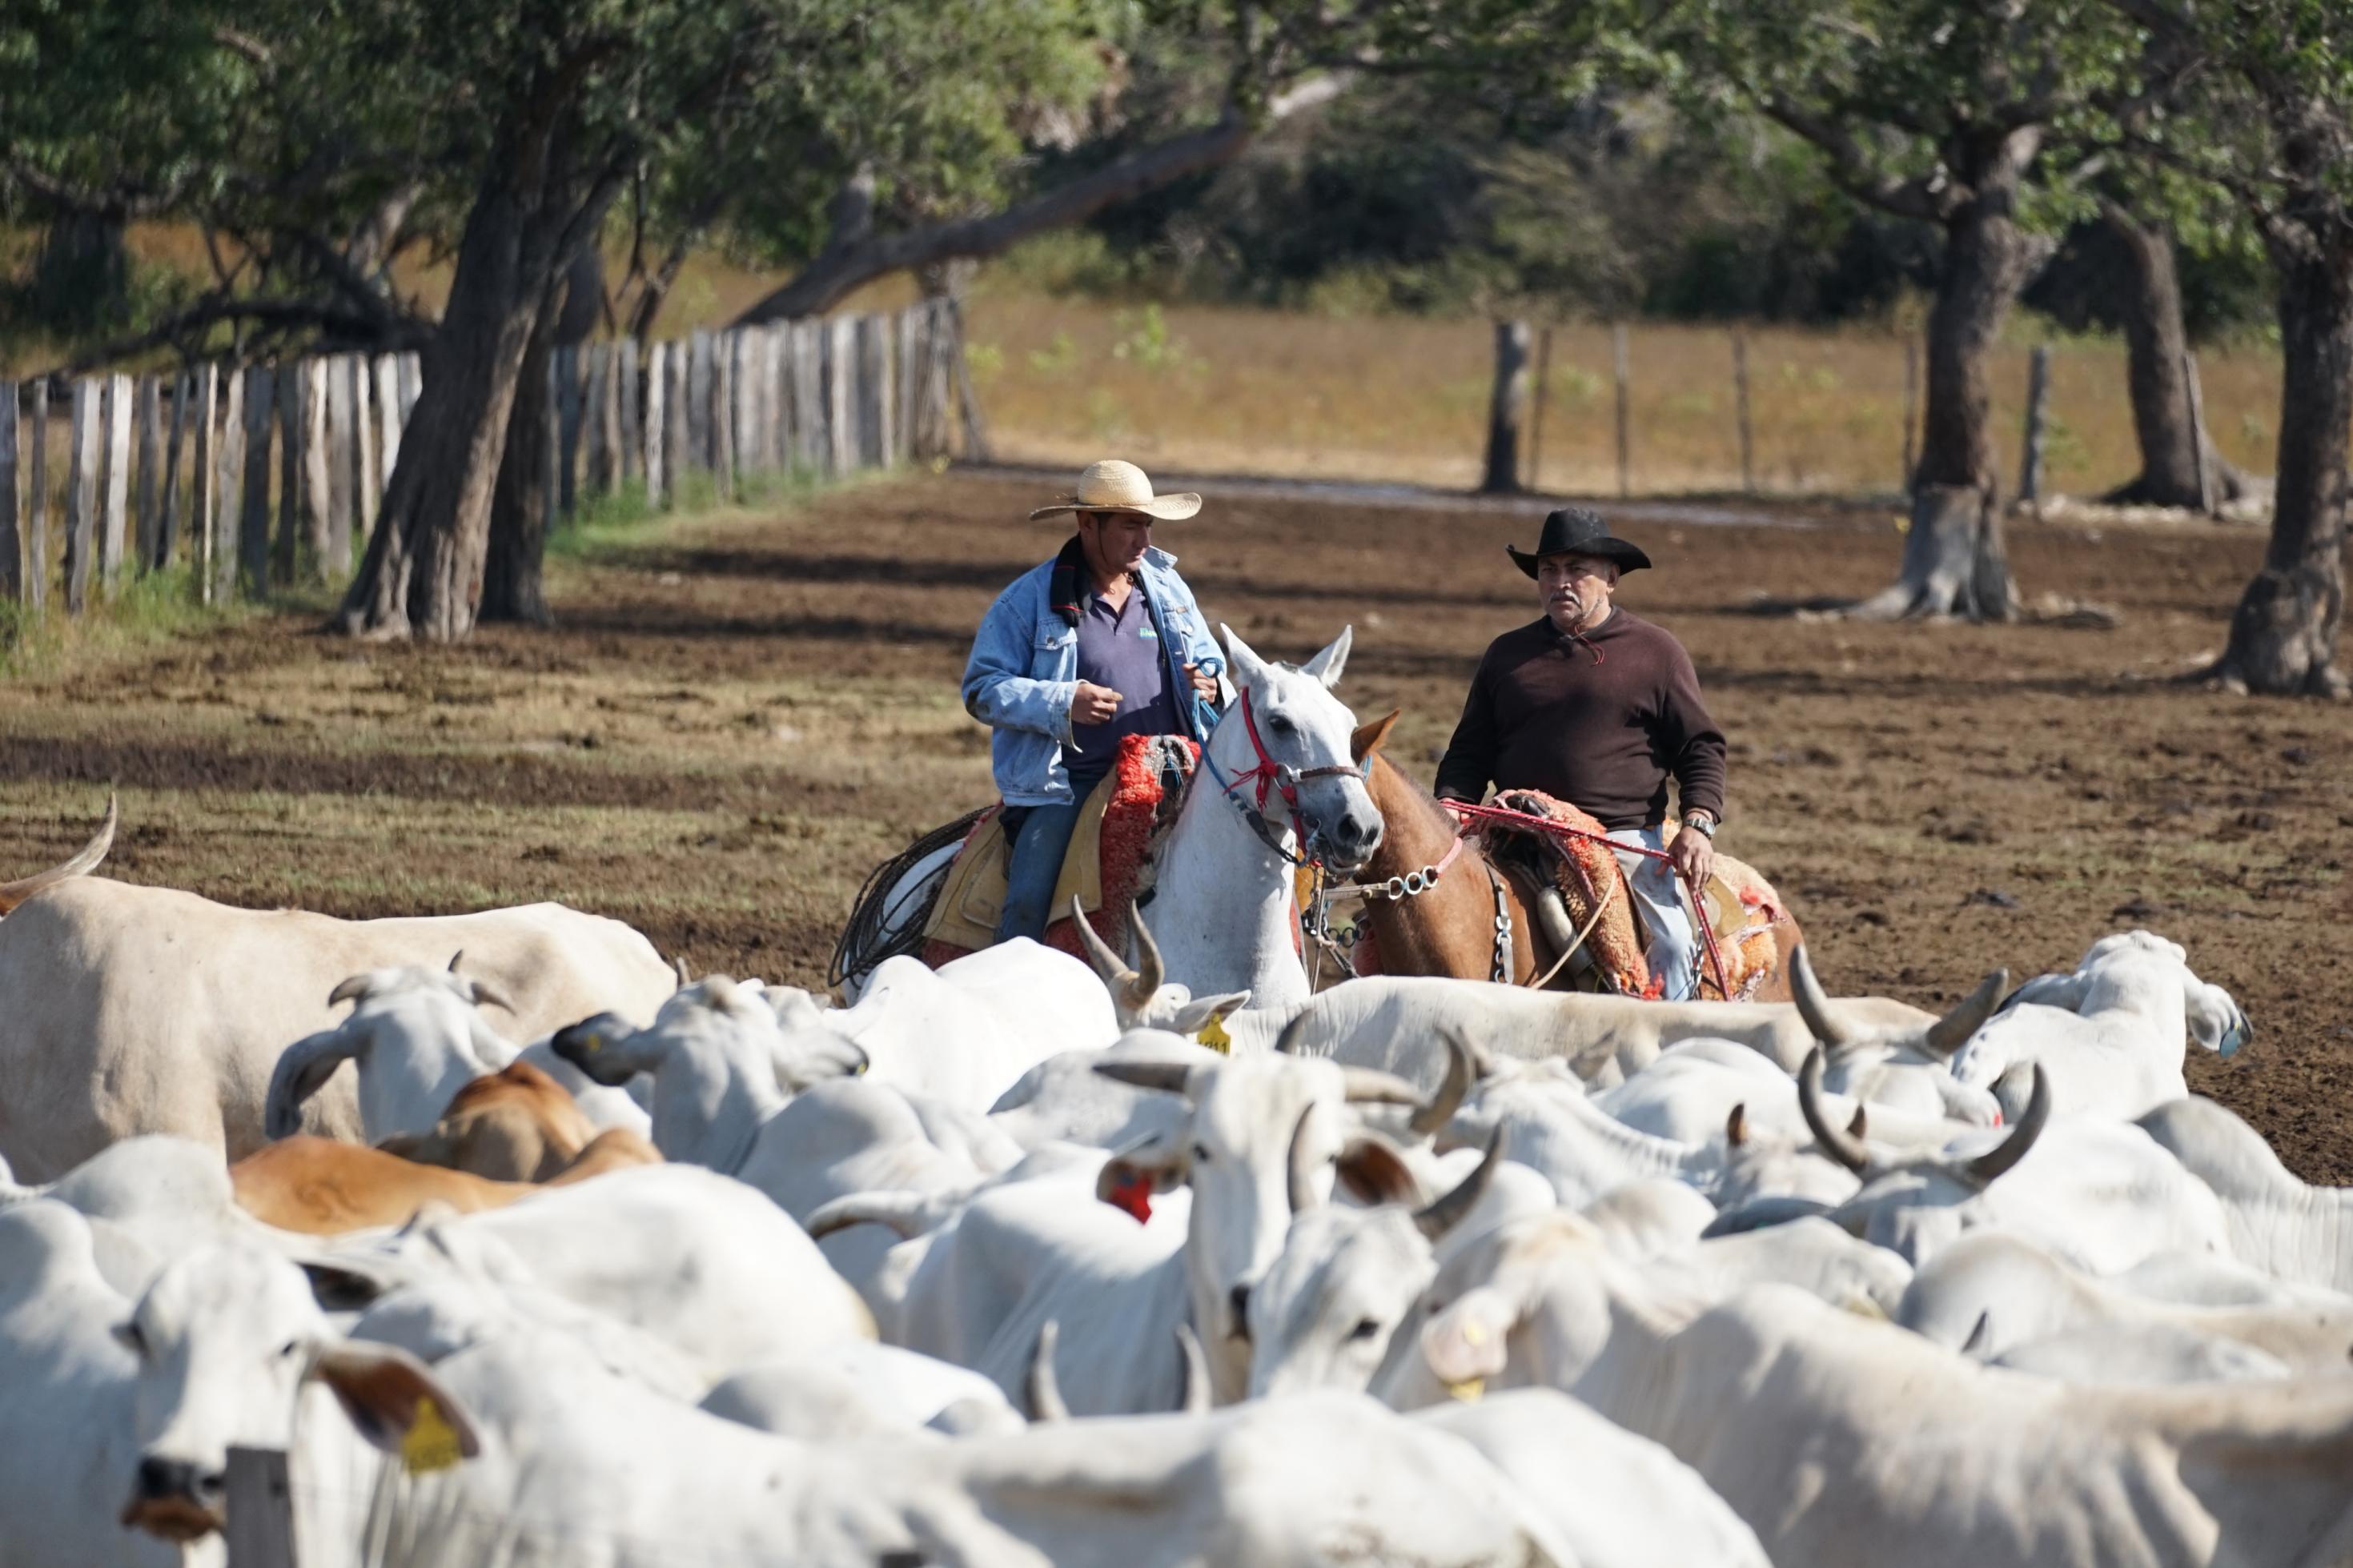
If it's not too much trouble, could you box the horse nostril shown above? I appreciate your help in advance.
[1229,1282,1253,1337]
[136,1456,219,1502]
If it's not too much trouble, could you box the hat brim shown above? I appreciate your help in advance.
[1506,540,1652,578]
[1029,492,1203,523]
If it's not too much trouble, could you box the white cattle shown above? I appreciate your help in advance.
[1220,971,1936,1085]
[1901,1229,2353,1376]
[118,1245,1562,1567]
[1441,1059,1720,1206]
[263,962,651,1146]
[0,1201,191,1568]
[1987,1321,2291,1385]
[2138,1095,2353,1294]
[1953,932,2249,1121]
[1597,1037,1990,1148]
[298,1164,874,1390]
[0,1134,296,1295]
[700,1341,1024,1439]
[1787,946,2006,1123]
[0,804,676,1178]
[985,1033,1211,1152]
[1071,900,1251,1036]
[1782,1052,2235,1273]
[1392,1210,2353,1568]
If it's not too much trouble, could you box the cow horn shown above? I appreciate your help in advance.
[673,955,693,989]
[1959,1063,2049,1187]
[447,949,464,973]
[1725,1104,1748,1147]
[1788,945,1852,1048]
[1127,903,1166,1004]
[0,792,116,916]
[1175,1322,1212,1414]
[1407,1029,1477,1137]
[327,973,374,1009]
[1287,1104,1323,1214]
[1338,1067,1424,1108]
[1027,1321,1070,1422]
[468,978,517,1014]
[1961,1310,1993,1357]
[1922,968,2010,1058]
[1415,1127,1504,1241]
[804,1191,935,1241]
[1091,1060,1195,1097]
[1274,1009,1315,1056]
[1848,1105,1868,1141]
[1797,1048,1871,1174]
[1071,894,1135,982]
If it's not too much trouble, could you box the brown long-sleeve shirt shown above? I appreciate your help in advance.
[1434,609,1726,832]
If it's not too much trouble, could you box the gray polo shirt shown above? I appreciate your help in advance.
[1067,583,1180,774]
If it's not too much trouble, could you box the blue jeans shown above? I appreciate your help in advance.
[1608,825,1696,1001]
[996,768,1107,944]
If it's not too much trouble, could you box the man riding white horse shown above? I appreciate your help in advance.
[965,460,1227,945]
[1435,506,1728,999]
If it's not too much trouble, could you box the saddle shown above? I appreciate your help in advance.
[1481,789,1787,1001]
[918,734,1198,968]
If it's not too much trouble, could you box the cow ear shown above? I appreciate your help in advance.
[774,1031,866,1093]
[1335,1132,1424,1207]
[548,1018,655,1088]
[307,1340,480,1468]
[1170,992,1249,1037]
[298,1260,396,1313]
[1096,1131,1191,1202]
[1419,1286,1516,1389]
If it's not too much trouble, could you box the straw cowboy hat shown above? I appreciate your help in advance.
[1505,505,1652,578]
[1028,459,1203,522]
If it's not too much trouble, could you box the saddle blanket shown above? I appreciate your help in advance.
[922,734,1197,968]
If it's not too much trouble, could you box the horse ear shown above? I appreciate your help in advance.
[1219,624,1268,687]
[1350,709,1402,764]
[1299,625,1352,689]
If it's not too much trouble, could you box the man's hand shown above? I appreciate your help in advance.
[1669,822,1715,888]
[1183,663,1219,703]
[1071,681,1122,726]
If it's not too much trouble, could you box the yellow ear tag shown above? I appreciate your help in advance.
[1460,1321,1487,1346]
[1447,1378,1485,1402]
[1195,1013,1232,1055]
[400,1395,465,1475]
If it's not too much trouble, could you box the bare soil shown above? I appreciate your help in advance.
[4,471,2349,1178]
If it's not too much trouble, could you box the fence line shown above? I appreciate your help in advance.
[0,298,967,616]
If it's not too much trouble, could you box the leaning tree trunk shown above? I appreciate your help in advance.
[337,128,617,640]
[481,289,559,625]
[2101,202,2250,508]
[2202,245,2352,696]
[1849,160,2042,623]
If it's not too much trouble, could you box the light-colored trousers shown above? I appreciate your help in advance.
[1608,824,1696,1001]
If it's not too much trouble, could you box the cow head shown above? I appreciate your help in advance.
[1789,945,2006,1125]
[550,977,865,1169]
[265,960,516,1141]
[1215,624,1383,873]
[1071,900,1251,1036]
[116,1243,477,1544]
[1245,1131,1506,1400]
[1090,1025,1472,1402]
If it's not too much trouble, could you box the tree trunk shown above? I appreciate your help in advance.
[1480,322,1531,495]
[33,209,130,332]
[1849,154,2038,622]
[2100,203,2250,507]
[481,291,558,625]
[336,128,617,641]
[2202,244,2351,696]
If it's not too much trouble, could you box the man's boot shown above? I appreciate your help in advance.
[1532,884,1579,958]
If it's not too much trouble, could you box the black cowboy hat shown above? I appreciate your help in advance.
[1505,507,1652,578]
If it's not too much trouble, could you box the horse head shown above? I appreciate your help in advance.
[1216,624,1383,874]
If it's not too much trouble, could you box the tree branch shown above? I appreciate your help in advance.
[1760,99,1950,222]
[46,294,433,379]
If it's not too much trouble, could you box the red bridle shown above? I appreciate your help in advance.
[1205,687,1367,863]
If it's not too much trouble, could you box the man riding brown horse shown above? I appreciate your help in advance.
[1433,507,1726,999]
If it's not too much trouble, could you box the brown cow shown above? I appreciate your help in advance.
[229,1128,661,1235]
[373,1058,600,1181]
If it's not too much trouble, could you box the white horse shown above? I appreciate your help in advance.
[855,624,1380,1013]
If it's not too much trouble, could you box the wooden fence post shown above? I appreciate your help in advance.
[644,340,667,508]
[64,379,98,612]
[667,337,693,501]
[191,367,217,599]
[733,330,760,483]
[2017,344,2051,512]
[1480,320,1531,495]
[223,1446,295,1568]
[158,370,190,568]
[617,338,641,487]
[1611,324,1632,499]
[0,382,17,604]
[2182,347,2214,515]
[301,360,332,579]
[398,352,421,419]
[211,368,240,605]
[240,365,275,600]
[26,381,48,612]
[828,317,857,476]
[685,331,713,475]
[100,372,133,593]
[374,355,404,490]
[713,331,737,495]
[1732,327,1754,495]
[133,374,162,570]
[584,345,612,499]
[272,365,303,584]
[797,321,825,468]
[323,357,354,575]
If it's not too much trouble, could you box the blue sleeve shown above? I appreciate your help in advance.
[962,582,1076,744]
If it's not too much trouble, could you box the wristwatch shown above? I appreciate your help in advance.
[1683,810,1717,839]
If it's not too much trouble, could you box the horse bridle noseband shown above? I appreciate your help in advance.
[1199,687,1368,869]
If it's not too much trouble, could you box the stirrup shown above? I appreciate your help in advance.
[1532,885,1578,956]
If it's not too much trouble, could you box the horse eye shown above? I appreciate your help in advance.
[1347,1317,1383,1342]
[279,1340,303,1360]
[1268,715,1296,738]
[1191,1143,1212,1164]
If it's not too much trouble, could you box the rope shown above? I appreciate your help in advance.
[828,806,990,989]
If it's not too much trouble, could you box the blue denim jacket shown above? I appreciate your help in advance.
[963,546,1226,806]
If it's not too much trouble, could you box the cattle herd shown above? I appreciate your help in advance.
[4,797,2352,1567]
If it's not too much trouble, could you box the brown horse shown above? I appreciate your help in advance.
[1341,712,1801,1002]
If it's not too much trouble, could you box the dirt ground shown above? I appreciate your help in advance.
[3,470,2349,1178]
